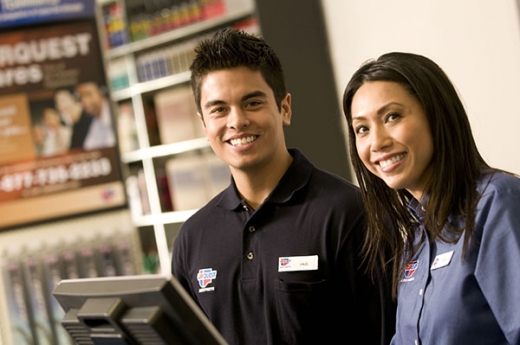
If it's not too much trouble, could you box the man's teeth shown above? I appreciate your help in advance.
[230,136,256,146]
[380,153,406,168]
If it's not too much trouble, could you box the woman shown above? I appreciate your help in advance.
[342,52,520,344]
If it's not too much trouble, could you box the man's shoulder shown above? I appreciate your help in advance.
[311,166,360,192]
[290,148,358,188]
[299,168,364,215]
[181,194,230,228]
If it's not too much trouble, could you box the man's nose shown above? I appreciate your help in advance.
[227,108,250,129]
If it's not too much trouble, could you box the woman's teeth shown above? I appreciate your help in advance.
[379,153,406,168]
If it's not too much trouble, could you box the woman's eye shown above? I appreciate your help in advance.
[386,112,400,122]
[355,126,368,135]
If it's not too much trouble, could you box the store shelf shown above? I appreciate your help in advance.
[131,209,198,227]
[96,0,257,275]
[121,137,210,163]
[105,4,255,59]
[111,71,191,101]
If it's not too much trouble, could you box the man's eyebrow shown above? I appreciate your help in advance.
[203,90,268,110]
[203,99,226,110]
[242,90,267,102]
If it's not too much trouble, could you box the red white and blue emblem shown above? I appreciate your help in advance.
[279,258,291,267]
[404,260,419,279]
[197,268,217,288]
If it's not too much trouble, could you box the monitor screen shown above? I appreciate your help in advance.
[52,274,228,345]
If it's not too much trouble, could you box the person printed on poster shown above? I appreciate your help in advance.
[53,88,93,150]
[75,82,116,150]
[38,107,72,156]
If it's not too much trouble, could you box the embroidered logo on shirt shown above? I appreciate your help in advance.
[402,260,419,282]
[197,268,217,292]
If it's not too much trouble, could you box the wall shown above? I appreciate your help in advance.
[322,0,520,175]
[255,0,352,180]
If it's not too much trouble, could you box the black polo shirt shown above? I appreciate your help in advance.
[172,148,393,345]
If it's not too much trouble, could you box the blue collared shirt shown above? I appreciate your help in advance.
[391,171,520,345]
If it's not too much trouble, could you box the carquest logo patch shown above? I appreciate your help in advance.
[197,268,217,292]
[401,260,419,282]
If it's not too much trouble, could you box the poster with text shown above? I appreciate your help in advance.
[0,19,126,230]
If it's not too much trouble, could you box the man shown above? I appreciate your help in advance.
[75,82,116,149]
[171,28,395,345]
[54,88,92,150]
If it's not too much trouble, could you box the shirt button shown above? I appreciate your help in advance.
[243,204,249,211]
[247,252,254,260]
[248,226,256,233]
[419,288,423,296]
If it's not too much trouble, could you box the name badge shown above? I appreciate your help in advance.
[431,250,454,270]
[278,255,318,272]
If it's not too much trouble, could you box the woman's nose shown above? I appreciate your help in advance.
[370,126,392,152]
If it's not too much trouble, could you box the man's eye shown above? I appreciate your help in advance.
[245,100,262,108]
[210,107,225,114]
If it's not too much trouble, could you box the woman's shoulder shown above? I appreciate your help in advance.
[475,170,520,241]
[478,169,520,199]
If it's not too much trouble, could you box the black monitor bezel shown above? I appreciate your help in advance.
[52,274,227,345]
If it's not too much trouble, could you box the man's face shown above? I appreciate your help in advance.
[76,83,103,117]
[198,66,291,176]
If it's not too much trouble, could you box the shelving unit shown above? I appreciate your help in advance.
[0,1,351,342]
[0,209,143,345]
[95,0,259,275]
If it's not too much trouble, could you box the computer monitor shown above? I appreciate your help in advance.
[52,274,228,345]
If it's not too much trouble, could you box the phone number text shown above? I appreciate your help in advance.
[0,157,112,193]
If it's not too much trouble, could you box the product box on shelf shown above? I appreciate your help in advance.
[23,255,56,345]
[116,102,139,154]
[124,0,226,42]
[41,251,74,345]
[166,153,209,211]
[156,167,174,212]
[154,85,203,145]
[101,0,128,48]
[166,151,231,211]
[108,57,131,91]
[135,39,197,83]
[137,168,152,214]
[204,150,232,198]
[2,257,35,344]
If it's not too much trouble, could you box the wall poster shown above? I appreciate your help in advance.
[0,0,127,230]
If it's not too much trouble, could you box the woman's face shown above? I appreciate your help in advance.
[350,81,434,200]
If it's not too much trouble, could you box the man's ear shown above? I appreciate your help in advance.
[281,93,292,126]
[197,112,206,127]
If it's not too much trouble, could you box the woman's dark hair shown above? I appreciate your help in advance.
[189,28,287,114]
[342,52,490,297]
